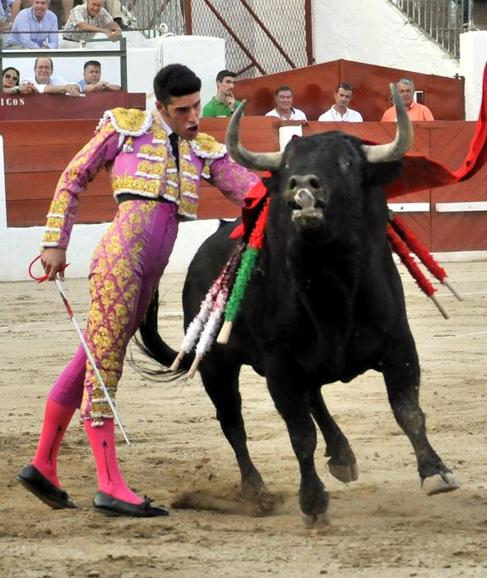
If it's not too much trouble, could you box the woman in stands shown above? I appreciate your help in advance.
[2,67,21,94]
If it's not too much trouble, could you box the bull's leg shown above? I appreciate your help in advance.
[308,389,359,483]
[381,332,459,495]
[199,360,266,500]
[267,376,329,526]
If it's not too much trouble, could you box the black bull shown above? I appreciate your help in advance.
[139,102,459,525]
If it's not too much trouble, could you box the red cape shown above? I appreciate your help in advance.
[232,64,487,238]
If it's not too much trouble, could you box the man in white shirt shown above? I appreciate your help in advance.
[265,85,307,121]
[22,56,82,96]
[318,82,363,122]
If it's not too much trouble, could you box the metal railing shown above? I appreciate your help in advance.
[0,35,128,90]
[390,0,476,58]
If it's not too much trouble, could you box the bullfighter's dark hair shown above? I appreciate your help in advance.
[153,64,202,104]
[336,82,354,92]
[216,69,237,82]
[83,60,101,71]
[274,85,293,95]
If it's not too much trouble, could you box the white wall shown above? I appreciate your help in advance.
[312,0,459,77]
[460,31,487,120]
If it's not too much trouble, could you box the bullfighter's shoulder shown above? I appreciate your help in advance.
[190,132,227,159]
[95,108,154,137]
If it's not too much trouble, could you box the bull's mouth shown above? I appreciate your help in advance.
[288,187,326,224]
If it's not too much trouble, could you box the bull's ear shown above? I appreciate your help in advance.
[364,160,402,187]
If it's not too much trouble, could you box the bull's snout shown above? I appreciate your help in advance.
[287,174,325,228]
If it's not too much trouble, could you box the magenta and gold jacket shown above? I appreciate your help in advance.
[42,107,260,249]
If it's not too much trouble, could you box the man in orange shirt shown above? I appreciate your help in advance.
[381,78,434,121]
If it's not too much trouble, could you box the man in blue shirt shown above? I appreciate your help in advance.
[6,0,59,49]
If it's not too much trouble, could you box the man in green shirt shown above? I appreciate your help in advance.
[202,69,241,117]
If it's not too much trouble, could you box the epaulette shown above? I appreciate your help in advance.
[190,132,226,159]
[95,107,153,137]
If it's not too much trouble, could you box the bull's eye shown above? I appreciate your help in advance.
[339,159,352,171]
[288,177,297,189]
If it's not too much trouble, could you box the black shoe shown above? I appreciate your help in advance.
[17,464,78,510]
[93,491,169,517]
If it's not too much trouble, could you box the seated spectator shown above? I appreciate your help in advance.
[0,4,7,31]
[104,0,127,29]
[10,0,72,27]
[79,60,121,92]
[2,67,20,93]
[318,83,363,122]
[265,86,307,121]
[202,69,240,117]
[381,78,434,121]
[62,0,121,44]
[22,56,82,96]
[6,0,59,49]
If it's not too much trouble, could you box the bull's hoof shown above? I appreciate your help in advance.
[301,509,331,528]
[328,460,359,484]
[422,472,460,496]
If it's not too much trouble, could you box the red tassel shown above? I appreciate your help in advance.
[387,225,436,297]
[390,216,446,282]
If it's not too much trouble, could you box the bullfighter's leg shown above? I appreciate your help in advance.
[266,374,329,526]
[199,359,267,501]
[308,389,359,483]
[381,331,459,496]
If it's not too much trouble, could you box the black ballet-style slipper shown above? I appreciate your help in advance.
[17,464,78,510]
[92,491,169,517]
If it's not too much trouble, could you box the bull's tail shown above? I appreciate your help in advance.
[136,289,192,376]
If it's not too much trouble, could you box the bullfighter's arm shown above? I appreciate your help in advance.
[41,123,121,250]
[208,155,261,205]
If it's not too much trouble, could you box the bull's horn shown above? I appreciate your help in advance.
[362,83,413,163]
[225,100,283,171]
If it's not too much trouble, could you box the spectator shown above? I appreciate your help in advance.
[0,4,7,31]
[104,0,127,29]
[6,0,59,49]
[2,67,21,93]
[318,82,363,122]
[62,0,121,44]
[265,85,307,121]
[202,69,240,117]
[10,0,72,27]
[381,78,434,121]
[79,60,121,92]
[22,56,82,96]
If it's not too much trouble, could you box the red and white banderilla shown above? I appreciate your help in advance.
[29,255,131,445]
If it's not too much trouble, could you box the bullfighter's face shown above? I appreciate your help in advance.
[156,92,201,141]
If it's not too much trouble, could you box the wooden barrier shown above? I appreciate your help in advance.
[1,116,486,251]
[235,59,465,122]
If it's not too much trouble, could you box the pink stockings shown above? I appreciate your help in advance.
[84,419,142,505]
[31,399,141,504]
[32,398,76,488]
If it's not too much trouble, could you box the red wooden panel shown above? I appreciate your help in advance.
[429,122,487,251]
[339,60,464,122]
[7,197,116,227]
[236,61,340,121]
[6,171,111,201]
[0,92,145,122]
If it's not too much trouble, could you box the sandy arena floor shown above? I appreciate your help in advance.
[0,261,486,578]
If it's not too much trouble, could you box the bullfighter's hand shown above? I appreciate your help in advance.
[41,248,67,281]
